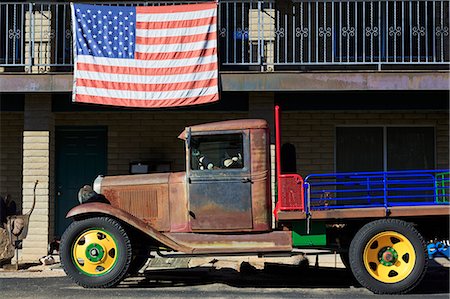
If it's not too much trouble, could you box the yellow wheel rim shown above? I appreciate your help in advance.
[72,229,118,276]
[363,231,416,283]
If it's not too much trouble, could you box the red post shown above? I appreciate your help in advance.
[275,105,281,207]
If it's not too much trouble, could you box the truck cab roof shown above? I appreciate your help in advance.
[178,119,268,140]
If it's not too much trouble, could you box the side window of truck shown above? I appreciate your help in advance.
[191,134,244,170]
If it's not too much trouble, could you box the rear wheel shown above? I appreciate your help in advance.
[349,219,427,294]
[60,217,132,288]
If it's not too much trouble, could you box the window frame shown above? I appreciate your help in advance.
[187,130,250,176]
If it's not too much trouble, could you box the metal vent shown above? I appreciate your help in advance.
[117,189,158,219]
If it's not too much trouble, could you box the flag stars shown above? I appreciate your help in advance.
[75,5,135,58]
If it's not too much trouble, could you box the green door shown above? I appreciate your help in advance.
[55,127,107,237]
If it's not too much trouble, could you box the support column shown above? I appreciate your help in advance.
[248,92,276,227]
[21,94,54,261]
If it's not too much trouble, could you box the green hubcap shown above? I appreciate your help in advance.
[378,246,398,266]
[85,243,105,262]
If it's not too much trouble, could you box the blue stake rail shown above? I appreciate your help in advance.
[304,170,450,213]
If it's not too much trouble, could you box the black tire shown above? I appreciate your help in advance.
[339,252,350,270]
[60,217,132,288]
[349,219,427,294]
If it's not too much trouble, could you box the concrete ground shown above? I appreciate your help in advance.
[1,249,448,278]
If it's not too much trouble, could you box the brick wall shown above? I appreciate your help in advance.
[281,110,449,177]
[55,111,248,174]
[0,112,24,211]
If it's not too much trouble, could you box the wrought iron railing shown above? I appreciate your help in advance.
[0,1,448,72]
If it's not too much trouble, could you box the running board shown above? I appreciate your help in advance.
[163,231,292,254]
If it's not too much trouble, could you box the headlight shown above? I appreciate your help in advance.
[77,185,97,204]
[93,175,103,194]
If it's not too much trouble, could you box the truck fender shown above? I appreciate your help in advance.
[66,203,192,253]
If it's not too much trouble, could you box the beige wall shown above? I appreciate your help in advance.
[281,110,449,177]
[0,112,24,211]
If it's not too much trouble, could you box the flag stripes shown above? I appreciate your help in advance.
[72,3,219,108]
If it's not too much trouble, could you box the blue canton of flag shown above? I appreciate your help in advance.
[74,4,136,59]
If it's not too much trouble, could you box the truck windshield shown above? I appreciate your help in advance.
[190,134,244,170]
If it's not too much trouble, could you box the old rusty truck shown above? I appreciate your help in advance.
[60,106,449,294]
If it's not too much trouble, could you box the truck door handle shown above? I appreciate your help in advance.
[241,177,252,183]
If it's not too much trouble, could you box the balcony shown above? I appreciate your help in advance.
[0,0,448,73]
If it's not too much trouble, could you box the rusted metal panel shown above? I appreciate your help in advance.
[66,203,192,253]
[100,173,171,231]
[168,172,190,233]
[100,173,170,187]
[250,128,272,231]
[103,183,170,231]
[165,231,292,254]
[189,176,253,231]
[178,119,268,140]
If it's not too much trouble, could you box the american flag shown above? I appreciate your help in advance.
[71,3,219,108]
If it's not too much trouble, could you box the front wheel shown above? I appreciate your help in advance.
[60,217,132,288]
[349,219,427,294]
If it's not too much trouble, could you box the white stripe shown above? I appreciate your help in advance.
[136,8,216,23]
[77,54,217,68]
[136,24,215,38]
[76,85,218,101]
[135,39,216,54]
[75,69,217,84]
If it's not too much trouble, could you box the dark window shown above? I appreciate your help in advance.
[191,134,244,170]
[336,127,384,172]
[336,127,435,172]
[387,127,435,170]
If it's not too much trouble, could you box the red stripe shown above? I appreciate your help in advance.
[77,78,218,92]
[136,16,216,30]
[136,31,216,45]
[135,47,216,61]
[136,3,216,14]
[77,62,217,76]
[75,93,219,108]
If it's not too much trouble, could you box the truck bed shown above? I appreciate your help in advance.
[276,169,449,221]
